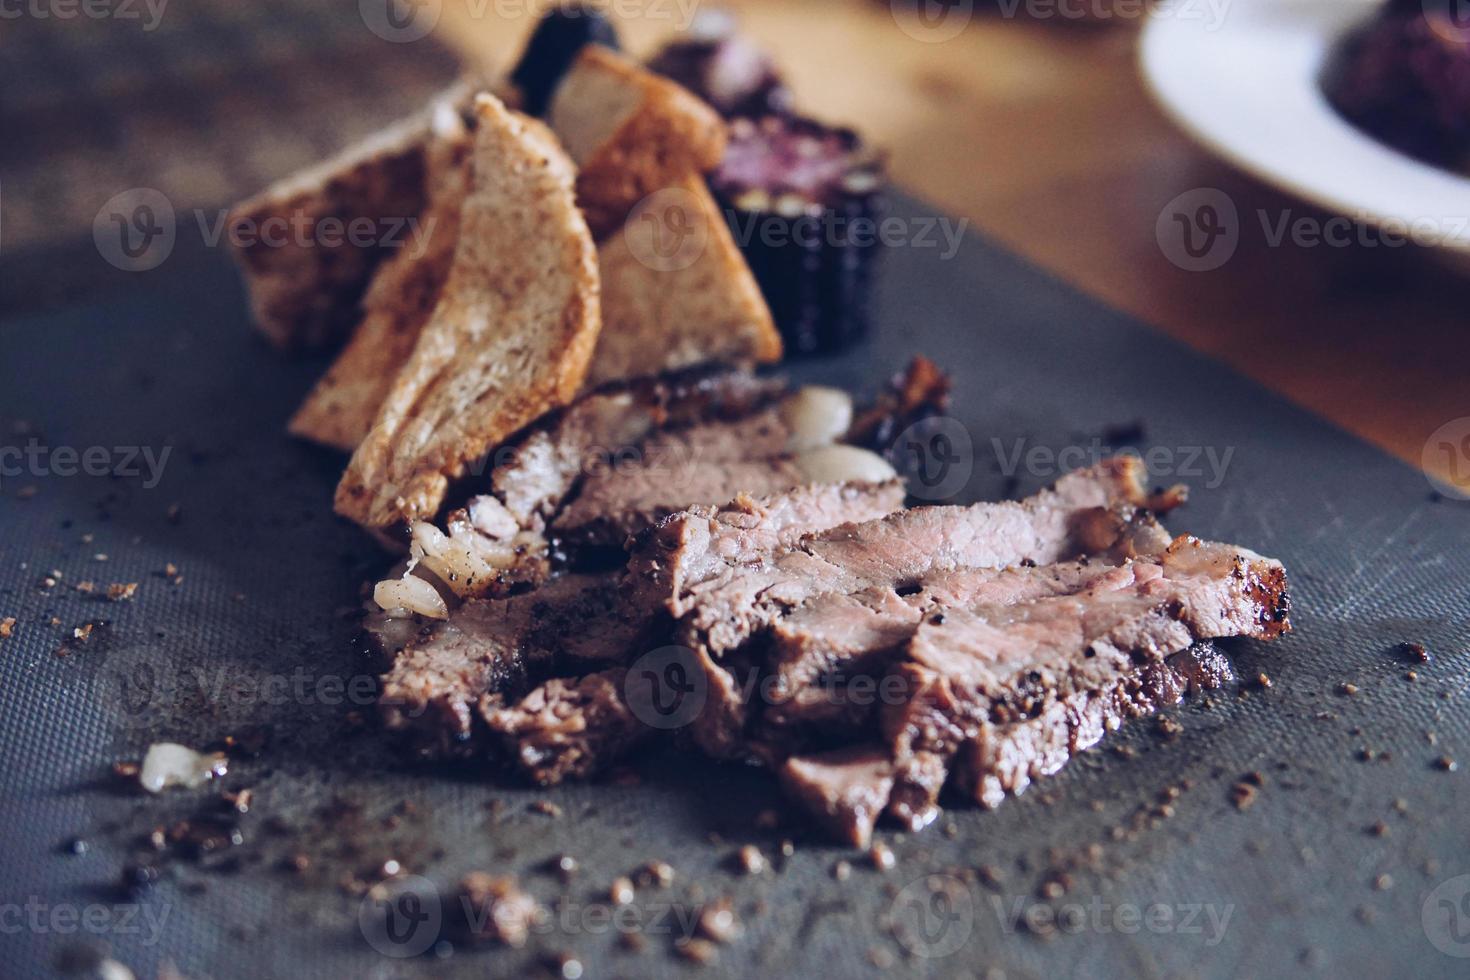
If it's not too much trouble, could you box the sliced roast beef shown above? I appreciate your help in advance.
[777,744,896,848]
[480,667,647,784]
[867,538,1288,824]
[882,535,1290,768]
[377,479,909,760]
[777,643,1232,844]
[377,574,652,757]
[762,518,1172,732]
[644,459,1176,758]
[393,369,909,600]
[416,368,788,596]
[953,642,1233,809]
[660,457,1176,658]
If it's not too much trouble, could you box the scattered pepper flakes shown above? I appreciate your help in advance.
[107,583,138,602]
[1155,715,1183,738]
[72,623,94,642]
[1254,672,1273,690]
[0,617,14,638]
[74,581,96,594]
[1367,821,1389,838]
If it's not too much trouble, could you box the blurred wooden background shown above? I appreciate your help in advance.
[440,0,1468,486]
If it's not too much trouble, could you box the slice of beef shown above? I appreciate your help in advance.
[480,667,647,784]
[953,642,1233,808]
[875,536,1288,826]
[377,574,651,757]
[777,744,896,848]
[884,535,1289,764]
[661,457,1174,659]
[549,404,800,547]
[762,518,1172,733]
[645,459,1172,758]
[411,367,789,596]
[553,457,815,550]
[378,480,908,760]
[774,644,1231,842]
[490,367,786,534]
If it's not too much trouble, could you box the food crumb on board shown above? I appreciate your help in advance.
[0,617,15,638]
[107,582,139,601]
[734,845,765,875]
[677,937,720,965]
[696,898,741,944]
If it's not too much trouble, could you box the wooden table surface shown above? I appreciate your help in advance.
[437,0,1468,485]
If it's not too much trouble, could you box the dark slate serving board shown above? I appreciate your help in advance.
[1,197,1466,980]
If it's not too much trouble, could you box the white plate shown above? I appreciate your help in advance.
[1139,0,1470,258]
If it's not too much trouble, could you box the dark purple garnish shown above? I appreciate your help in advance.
[510,4,621,117]
[646,10,792,118]
[1323,0,1470,171]
[711,115,887,355]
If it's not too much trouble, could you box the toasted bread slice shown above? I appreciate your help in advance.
[335,94,601,530]
[229,78,480,351]
[548,46,726,238]
[590,174,781,385]
[288,106,475,452]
